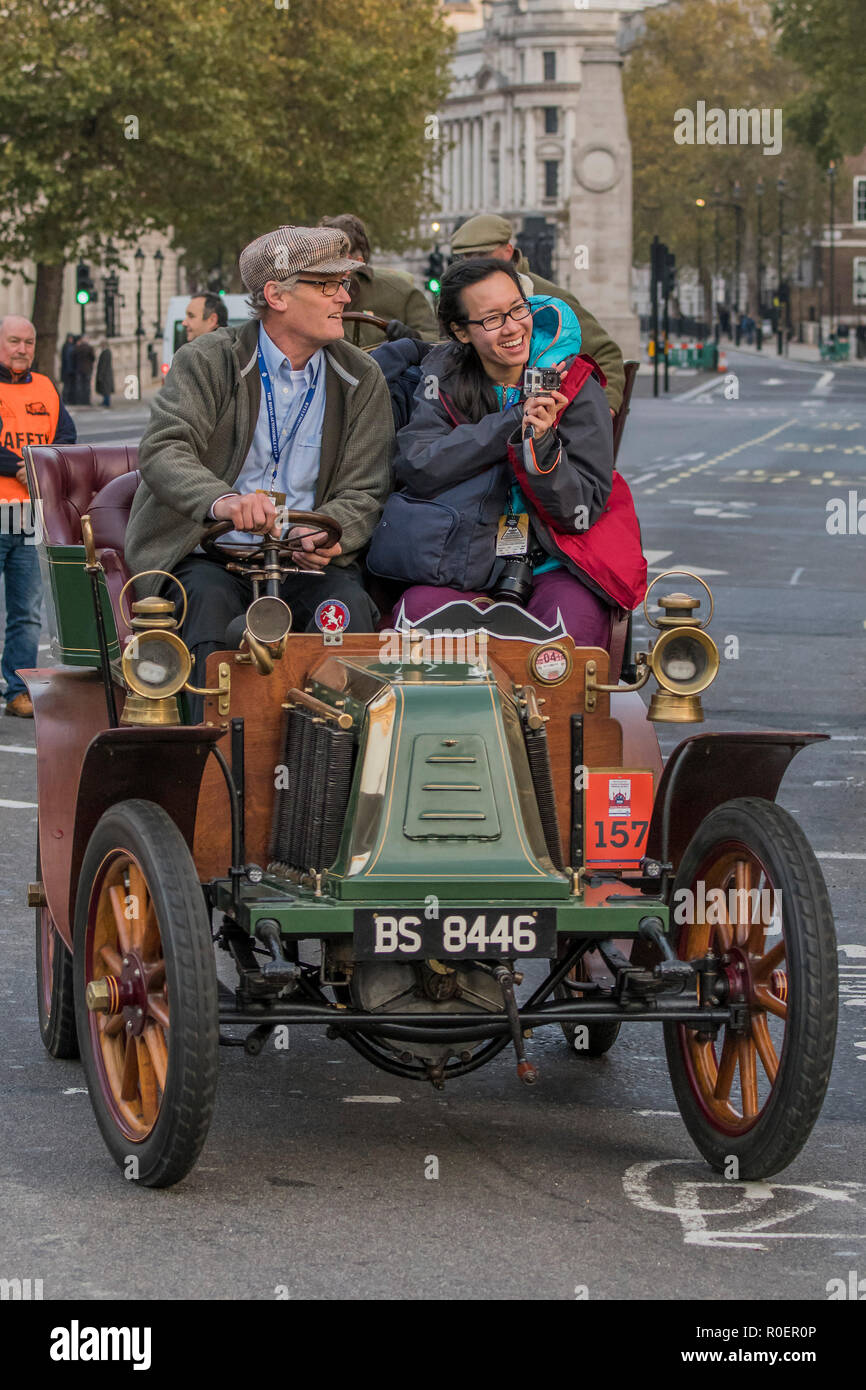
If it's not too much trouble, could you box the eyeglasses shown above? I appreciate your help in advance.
[295,277,353,297]
[461,301,532,332]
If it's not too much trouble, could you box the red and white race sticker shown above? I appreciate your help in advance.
[529,643,572,684]
[314,599,350,633]
[585,770,655,868]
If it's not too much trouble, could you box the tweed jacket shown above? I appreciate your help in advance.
[124,319,394,593]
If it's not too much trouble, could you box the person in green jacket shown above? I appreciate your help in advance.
[320,214,438,348]
[450,214,624,413]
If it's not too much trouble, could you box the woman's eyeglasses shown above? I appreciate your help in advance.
[295,277,353,297]
[462,302,532,333]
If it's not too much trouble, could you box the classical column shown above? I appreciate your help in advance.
[461,117,472,215]
[525,108,537,208]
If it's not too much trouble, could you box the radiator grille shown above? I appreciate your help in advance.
[268,705,356,874]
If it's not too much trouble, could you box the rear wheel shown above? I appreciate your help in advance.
[556,952,621,1056]
[664,798,837,1178]
[73,800,218,1187]
[35,834,78,1059]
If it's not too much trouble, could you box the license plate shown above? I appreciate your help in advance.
[353,908,557,961]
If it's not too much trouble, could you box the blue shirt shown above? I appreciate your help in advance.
[219,324,327,543]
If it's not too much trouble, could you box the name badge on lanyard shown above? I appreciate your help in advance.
[257,343,318,496]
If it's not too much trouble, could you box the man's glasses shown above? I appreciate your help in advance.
[295,277,352,297]
[462,301,532,332]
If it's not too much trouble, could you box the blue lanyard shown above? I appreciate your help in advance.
[257,344,319,490]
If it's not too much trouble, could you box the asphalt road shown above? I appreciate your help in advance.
[0,349,863,1303]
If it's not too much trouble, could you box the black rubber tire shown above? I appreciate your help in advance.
[35,833,79,1059]
[556,954,621,1057]
[663,797,837,1179]
[73,800,218,1188]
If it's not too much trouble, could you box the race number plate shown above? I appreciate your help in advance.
[353,908,557,961]
[584,769,655,869]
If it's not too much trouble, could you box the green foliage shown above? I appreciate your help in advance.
[772,0,866,162]
[0,0,454,283]
[624,0,825,277]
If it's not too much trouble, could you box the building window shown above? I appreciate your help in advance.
[543,51,556,82]
[544,107,559,134]
[855,176,866,225]
[544,161,560,199]
[518,50,525,84]
[854,258,866,306]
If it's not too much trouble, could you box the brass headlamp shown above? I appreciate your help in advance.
[118,573,230,724]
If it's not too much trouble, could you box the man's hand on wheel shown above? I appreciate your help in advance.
[286,524,342,571]
[212,492,280,536]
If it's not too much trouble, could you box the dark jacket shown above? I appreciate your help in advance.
[125,319,395,592]
[367,341,614,598]
[95,348,114,396]
[345,265,438,348]
[74,339,95,376]
[0,363,76,478]
[369,337,433,430]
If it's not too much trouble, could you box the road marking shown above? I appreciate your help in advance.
[0,798,37,808]
[789,567,804,585]
[630,471,657,485]
[633,1109,678,1117]
[671,452,706,462]
[817,852,866,860]
[813,370,835,393]
[672,376,722,403]
[760,377,785,385]
[0,744,36,755]
[643,550,673,568]
[342,1095,401,1104]
[643,419,798,493]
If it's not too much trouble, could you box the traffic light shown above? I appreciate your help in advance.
[76,262,96,305]
[662,250,676,300]
[425,246,445,294]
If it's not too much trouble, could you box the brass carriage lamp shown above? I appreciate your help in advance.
[118,573,229,724]
[644,573,719,723]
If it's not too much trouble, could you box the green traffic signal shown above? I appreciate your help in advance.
[427,277,441,294]
[76,289,90,305]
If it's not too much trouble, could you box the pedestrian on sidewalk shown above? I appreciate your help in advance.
[74,333,95,405]
[0,316,76,717]
[60,333,78,403]
[95,340,115,407]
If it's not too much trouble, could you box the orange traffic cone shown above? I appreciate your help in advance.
[717,350,728,373]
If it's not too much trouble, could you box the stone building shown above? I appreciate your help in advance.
[436,0,667,356]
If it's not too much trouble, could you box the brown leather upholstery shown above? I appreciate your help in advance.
[24,444,141,645]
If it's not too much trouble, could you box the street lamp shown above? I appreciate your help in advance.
[712,186,723,341]
[731,180,744,343]
[755,177,765,350]
[775,178,787,355]
[694,198,708,331]
[134,247,145,390]
[827,161,837,339]
[153,248,164,336]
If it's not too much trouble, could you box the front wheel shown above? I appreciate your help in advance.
[73,800,218,1187]
[664,797,837,1179]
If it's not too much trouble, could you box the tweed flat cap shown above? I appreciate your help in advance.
[451,214,514,255]
[239,225,362,294]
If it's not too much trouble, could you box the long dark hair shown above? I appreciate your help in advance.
[437,257,528,422]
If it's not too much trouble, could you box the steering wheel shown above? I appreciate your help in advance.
[199,509,342,565]
[342,310,390,351]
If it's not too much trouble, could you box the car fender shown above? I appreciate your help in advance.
[646,731,829,873]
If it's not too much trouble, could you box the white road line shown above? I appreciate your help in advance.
[0,798,37,808]
[342,1095,401,1104]
[672,376,721,403]
[629,471,657,485]
[789,567,804,585]
[817,852,866,860]
[813,371,835,393]
[0,745,36,755]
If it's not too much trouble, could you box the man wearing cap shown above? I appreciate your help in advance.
[125,225,394,700]
[450,214,624,413]
[320,214,438,347]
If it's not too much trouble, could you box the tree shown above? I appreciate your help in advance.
[624,0,824,314]
[772,0,866,163]
[0,0,453,373]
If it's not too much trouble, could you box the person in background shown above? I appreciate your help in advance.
[320,214,438,347]
[0,316,76,716]
[60,333,78,404]
[95,340,115,407]
[74,333,95,406]
[450,213,624,414]
[182,292,228,342]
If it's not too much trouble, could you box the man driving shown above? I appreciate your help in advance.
[124,225,394,710]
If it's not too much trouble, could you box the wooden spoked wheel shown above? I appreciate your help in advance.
[87,851,168,1140]
[664,798,837,1178]
[74,800,218,1187]
[35,834,78,1059]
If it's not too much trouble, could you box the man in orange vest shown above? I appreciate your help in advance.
[0,316,76,716]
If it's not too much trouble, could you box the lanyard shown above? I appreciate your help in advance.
[257,344,319,490]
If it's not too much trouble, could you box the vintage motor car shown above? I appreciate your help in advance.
[22,365,837,1188]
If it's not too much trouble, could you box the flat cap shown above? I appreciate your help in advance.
[450,214,514,255]
[239,225,362,295]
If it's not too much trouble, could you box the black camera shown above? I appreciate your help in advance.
[522,367,561,397]
[492,553,534,606]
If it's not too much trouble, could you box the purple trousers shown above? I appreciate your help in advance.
[399,571,612,648]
